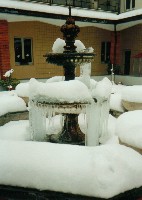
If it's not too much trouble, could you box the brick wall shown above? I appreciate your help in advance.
[0,20,11,79]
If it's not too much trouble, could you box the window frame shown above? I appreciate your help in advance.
[101,41,111,64]
[14,37,33,66]
[125,0,135,11]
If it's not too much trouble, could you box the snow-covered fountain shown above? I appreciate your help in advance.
[29,6,112,146]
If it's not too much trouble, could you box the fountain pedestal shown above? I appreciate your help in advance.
[49,114,85,145]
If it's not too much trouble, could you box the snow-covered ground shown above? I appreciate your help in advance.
[0,140,142,199]
[0,79,142,198]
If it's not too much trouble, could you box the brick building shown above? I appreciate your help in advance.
[0,0,142,79]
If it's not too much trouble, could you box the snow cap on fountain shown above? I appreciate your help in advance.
[91,77,112,99]
[52,38,85,54]
[29,78,92,104]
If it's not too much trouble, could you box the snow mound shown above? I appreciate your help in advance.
[0,142,142,198]
[122,85,142,103]
[46,76,65,83]
[110,93,125,112]
[115,110,142,149]
[0,92,27,116]
[52,38,85,53]
[16,82,30,97]
[52,38,65,53]
[29,78,92,104]
[0,120,30,141]
[92,77,112,99]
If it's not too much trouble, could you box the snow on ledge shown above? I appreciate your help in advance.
[0,141,142,198]
[0,92,27,116]
[122,86,142,103]
[29,78,92,104]
[116,110,142,149]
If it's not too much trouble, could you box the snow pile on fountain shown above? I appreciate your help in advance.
[46,76,65,83]
[29,78,92,104]
[16,82,30,97]
[115,110,142,149]
[86,78,112,146]
[0,92,27,116]
[91,77,112,99]
[110,84,126,113]
[52,38,85,53]
[122,85,142,102]
[0,141,142,199]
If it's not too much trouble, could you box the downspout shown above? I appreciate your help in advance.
[118,0,121,14]
[114,23,117,66]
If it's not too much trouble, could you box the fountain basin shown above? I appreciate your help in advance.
[44,52,95,66]
[31,100,89,114]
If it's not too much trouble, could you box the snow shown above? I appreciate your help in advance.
[122,85,142,103]
[0,78,142,198]
[0,120,30,141]
[2,0,142,22]
[52,38,65,53]
[15,82,30,97]
[52,38,86,53]
[91,77,112,99]
[110,84,126,113]
[115,110,142,149]
[0,0,118,21]
[0,0,142,32]
[0,91,27,116]
[0,140,142,199]
[110,93,125,112]
[3,69,14,77]
[29,78,92,104]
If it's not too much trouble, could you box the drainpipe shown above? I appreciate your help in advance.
[98,0,100,9]
[114,23,117,66]
[118,0,121,14]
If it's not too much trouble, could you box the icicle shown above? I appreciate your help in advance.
[99,97,111,144]
[29,100,47,141]
[86,99,100,146]
[80,63,91,89]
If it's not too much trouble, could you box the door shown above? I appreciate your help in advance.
[124,50,131,75]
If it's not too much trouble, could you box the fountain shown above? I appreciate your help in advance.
[44,5,95,145]
[29,5,111,146]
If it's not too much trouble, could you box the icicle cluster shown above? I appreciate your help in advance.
[29,77,112,146]
[86,78,112,146]
[80,63,91,89]
[29,99,89,142]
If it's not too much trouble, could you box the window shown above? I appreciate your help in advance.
[101,41,111,63]
[14,37,33,65]
[126,0,135,10]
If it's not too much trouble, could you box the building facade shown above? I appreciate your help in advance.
[0,0,142,79]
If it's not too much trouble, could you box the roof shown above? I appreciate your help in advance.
[0,0,142,31]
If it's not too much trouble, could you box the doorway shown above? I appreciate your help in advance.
[124,50,131,75]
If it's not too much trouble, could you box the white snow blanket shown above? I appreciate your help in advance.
[29,78,92,104]
[0,92,27,116]
[122,85,142,103]
[0,141,142,199]
[115,110,142,149]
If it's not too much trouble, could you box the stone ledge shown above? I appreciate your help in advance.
[0,111,29,126]
[122,100,142,111]
[120,140,142,155]
[0,185,141,200]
